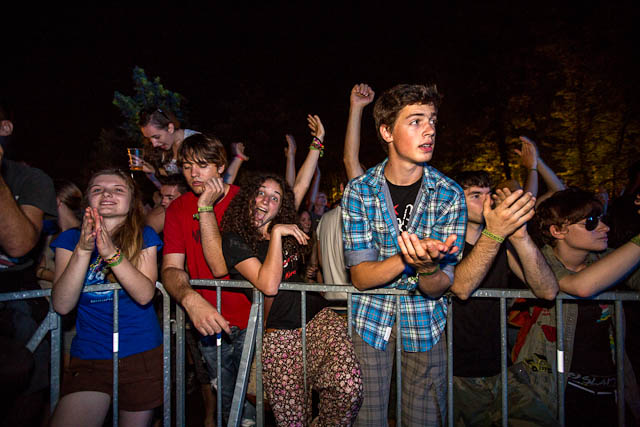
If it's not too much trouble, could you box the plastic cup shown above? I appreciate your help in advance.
[127,148,144,171]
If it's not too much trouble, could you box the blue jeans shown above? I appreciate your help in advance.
[198,326,256,424]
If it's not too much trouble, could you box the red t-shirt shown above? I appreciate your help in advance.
[163,186,251,329]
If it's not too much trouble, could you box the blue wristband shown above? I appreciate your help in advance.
[403,264,416,277]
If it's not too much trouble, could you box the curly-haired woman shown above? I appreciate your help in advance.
[221,172,363,426]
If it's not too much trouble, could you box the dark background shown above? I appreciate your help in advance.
[3,2,639,199]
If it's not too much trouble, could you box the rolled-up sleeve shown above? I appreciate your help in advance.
[341,181,378,267]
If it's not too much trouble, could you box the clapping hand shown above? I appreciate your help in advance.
[77,207,97,253]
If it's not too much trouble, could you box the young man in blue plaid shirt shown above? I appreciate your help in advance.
[341,84,467,426]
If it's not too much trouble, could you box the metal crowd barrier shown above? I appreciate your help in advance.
[187,281,640,427]
[0,283,173,427]
[2,282,639,427]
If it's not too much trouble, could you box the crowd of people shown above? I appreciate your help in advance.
[1,81,639,427]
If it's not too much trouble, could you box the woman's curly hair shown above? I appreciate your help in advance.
[221,172,299,256]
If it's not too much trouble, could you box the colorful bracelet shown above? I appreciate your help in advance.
[310,136,324,157]
[108,254,123,268]
[106,248,123,268]
[631,235,640,247]
[418,265,440,277]
[482,229,505,243]
[105,248,121,264]
[235,154,248,161]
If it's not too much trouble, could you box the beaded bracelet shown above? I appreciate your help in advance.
[105,248,121,264]
[418,265,440,277]
[481,229,505,243]
[193,206,214,220]
[106,248,123,268]
[631,235,640,247]
[310,136,324,157]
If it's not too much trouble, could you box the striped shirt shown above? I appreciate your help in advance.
[342,159,467,351]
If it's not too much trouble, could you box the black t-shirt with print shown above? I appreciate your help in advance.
[222,232,328,330]
[387,178,421,232]
[568,302,616,393]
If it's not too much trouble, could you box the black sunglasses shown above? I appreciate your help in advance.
[577,214,603,231]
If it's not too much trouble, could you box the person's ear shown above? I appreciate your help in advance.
[218,164,226,176]
[0,120,14,136]
[550,224,568,240]
[380,124,394,143]
[167,123,175,134]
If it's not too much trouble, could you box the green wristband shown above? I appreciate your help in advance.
[482,229,505,243]
[631,235,640,247]
[108,253,123,268]
[198,206,214,212]
[418,265,440,276]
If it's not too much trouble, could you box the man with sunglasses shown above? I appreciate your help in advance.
[513,188,640,425]
[449,171,558,426]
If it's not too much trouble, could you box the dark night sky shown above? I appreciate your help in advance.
[3,2,639,188]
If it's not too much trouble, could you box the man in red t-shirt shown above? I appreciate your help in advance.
[162,133,253,424]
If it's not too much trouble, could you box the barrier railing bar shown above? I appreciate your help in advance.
[500,297,508,427]
[347,292,353,337]
[176,303,186,426]
[447,297,454,427]
[112,287,119,426]
[156,283,172,427]
[301,290,308,405]
[556,299,565,427]
[395,294,402,425]
[26,311,52,352]
[228,289,260,427]
[216,286,222,427]
[49,303,61,413]
[615,300,625,427]
[256,292,265,426]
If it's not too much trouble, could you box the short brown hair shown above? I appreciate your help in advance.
[373,84,442,153]
[531,188,603,247]
[178,133,228,171]
[455,171,492,191]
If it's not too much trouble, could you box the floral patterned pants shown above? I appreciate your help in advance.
[262,308,363,426]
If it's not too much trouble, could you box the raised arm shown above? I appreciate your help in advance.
[224,142,248,185]
[451,189,537,299]
[284,134,297,189]
[292,115,324,210]
[519,137,566,206]
[233,224,309,296]
[344,83,375,180]
[308,166,321,209]
[515,137,539,197]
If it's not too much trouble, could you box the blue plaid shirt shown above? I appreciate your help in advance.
[342,159,467,352]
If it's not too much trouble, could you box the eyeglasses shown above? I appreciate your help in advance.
[575,214,603,231]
